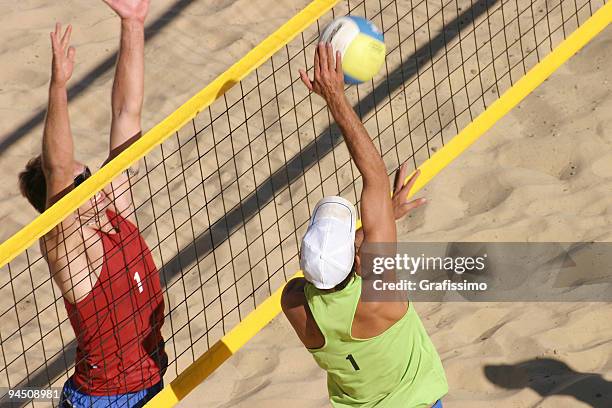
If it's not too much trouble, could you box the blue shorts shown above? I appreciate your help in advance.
[432,400,443,408]
[60,378,163,408]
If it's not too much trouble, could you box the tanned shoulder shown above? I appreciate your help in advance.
[281,277,308,318]
[281,277,326,349]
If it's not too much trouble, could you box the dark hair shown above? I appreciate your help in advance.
[333,268,356,291]
[19,155,47,213]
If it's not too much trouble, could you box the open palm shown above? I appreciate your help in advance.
[50,23,76,86]
[103,0,150,22]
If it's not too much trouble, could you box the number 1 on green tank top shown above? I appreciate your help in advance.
[346,354,360,370]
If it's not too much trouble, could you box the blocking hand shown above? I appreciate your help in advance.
[50,23,76,87]
[299,42,345,105]
[103,0,150,23]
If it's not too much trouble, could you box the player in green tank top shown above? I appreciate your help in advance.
[281,42,448,407]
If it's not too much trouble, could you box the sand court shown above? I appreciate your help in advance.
[0,0,610,407]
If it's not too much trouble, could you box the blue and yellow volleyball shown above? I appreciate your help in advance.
[320,15,386,84]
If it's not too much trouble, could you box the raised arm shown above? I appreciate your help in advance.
[300,43,395,244]
[102,0,150,221]
[41,23,93,303]
[42,23,76,206]
[105,0,148,153]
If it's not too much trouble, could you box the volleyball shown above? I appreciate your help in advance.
[319,15,386,84]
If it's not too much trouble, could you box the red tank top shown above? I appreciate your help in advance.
[65,210,166,395]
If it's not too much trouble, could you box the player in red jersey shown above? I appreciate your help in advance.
[18,1,166,406]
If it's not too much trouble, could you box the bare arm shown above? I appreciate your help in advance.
[300,43,395,244]
[108,15,145,153]
[354,167,427,252]
[42,24,76,206]
[329,98,395,244]
[41,23,92,303]
[281,277,326,349]
[102,0,150,221]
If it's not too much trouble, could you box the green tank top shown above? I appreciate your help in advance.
[304,275,448,407]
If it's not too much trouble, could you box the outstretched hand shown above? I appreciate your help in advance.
[103,0,150,23]
[392,164,427,220]
[50,23,76,87]
[299,42,345,105]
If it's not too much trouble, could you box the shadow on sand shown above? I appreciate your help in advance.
[485,358,612,407]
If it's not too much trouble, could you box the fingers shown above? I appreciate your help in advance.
[394,162,408,193]
[335,50,343,76]
[397,198,427,218]
[50,23,61,52]
[314,45,320,81]
[50,32,57,51]
[315,42,337,81]
[318,42,328,75]
[50,23,73,53]
[67,46,76,63]
[401,197,427,212]
[394,195,427,220]
[299,69,314,92]
[393,168,401,193]
[326,43,334,71]
[401,168,421,197]
[61,24,72,50]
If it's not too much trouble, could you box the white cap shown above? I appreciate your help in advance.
[300,196,357,289]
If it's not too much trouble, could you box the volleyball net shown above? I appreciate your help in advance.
[0,0,609,406]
